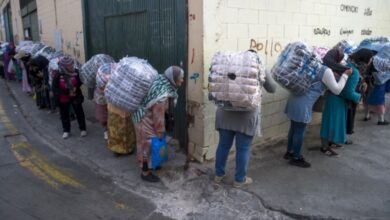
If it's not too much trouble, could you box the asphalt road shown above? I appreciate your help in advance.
[0,82,170,220]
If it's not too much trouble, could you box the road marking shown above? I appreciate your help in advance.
[10,141,83,189]
[1,101,83,189]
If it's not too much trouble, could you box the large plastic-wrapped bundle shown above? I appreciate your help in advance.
[80,54,115,88]
[271,42,328,95]
[18,45,33,54]
[357,37,389,52]
[96,63,117,90]
[312,46,329,60]
[208,51,265,111]
[48,50,64,60]
[48,57,60,86]
[35,46,56,59]
[336,40,356,55]
[29,43,45,56]
[105,57,158,112]
[95,63,117,105]
[372,43,390,85]
[16,41,33,52]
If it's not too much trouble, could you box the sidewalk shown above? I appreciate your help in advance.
[4,80,390,220]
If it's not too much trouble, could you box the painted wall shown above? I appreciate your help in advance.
[0,0,24,43]
[187,0,390,162]
[36,0,85,62]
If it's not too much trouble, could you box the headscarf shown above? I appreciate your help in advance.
[348,48,375,75]
[58,55,77,90]
[132,66,180,123]
[322,48,349,75]
[164,66,184,87]
[58,55,75,75]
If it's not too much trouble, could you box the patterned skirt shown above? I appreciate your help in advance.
[107,107,136,154]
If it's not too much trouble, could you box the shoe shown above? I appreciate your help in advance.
[233,177,253,188]
[104,131,108,140]
[141,172,160,182]
[62,132,70,139]
[283,151,294,160]
[214,175,225,184]
[80,130,87,137]
[377,121,389,125]
[363,117,371,121]
[289,157,311,168]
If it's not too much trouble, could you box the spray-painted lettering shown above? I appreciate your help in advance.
[340,28,354,36]
[190,72,200,84]
[361,29,372,36]
[249,39,282,57]
[340,4,358,13]
[364,8,372,16]
[314,28,331,36]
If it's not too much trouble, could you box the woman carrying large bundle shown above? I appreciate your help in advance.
[133,66,184,183]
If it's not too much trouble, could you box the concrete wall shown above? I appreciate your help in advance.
[187,0,390,162]
[36,0,85,62]
[0,0,24,43]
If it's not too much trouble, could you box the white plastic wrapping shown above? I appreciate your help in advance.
[80,54,115,88]
[35,46,56,60]
[271,42,327,95]
[208,51,265,111]
[104,57,158,112]
[30,43,45,56]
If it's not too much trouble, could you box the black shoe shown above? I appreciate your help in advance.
[283,151,294,160]
[363,117,371,121]
[289,157,311,168]
[377,121,389,125]
[141,172,160,182]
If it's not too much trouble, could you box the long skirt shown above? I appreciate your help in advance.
[95,103,108,127]
[107,105,136,154]
[320,93,347,144]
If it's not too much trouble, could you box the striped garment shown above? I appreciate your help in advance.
[132,74,178,123]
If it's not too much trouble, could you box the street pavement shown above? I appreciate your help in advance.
[1,79,389,220]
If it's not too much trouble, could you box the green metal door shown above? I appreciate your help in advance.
[83,0,188,148]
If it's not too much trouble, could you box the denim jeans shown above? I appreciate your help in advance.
[215,129,254,182]
[287,120,307,158]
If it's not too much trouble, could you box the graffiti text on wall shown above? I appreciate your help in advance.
[314,28,331,36]
[340,28,354,36]
[361,29,372,36]
[249,39,282,57]
[364,8,373,16]
[340,4,358,13]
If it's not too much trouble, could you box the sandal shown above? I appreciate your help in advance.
[344,140,353,145]
[328,142,343,148]
[320,147,339,157]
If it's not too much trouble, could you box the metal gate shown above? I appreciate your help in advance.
[82,0,188,148]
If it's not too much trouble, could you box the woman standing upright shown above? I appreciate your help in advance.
[284,58,352,167]
[52,55,87,139]
[133,66,184,183]
[319,49,371,156]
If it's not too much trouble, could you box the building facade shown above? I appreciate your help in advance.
[1,0,390,162]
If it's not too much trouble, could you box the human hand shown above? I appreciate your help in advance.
[344,68,353,76]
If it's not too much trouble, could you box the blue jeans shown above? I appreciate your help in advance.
[215,129,254,182]
[287,120,307,158]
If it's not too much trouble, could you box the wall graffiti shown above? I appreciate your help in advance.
[340,4,358,13]
[314,28,331,36]
[249,39,282,57]
[75,31,82,47]
[340,28,354,36]
[361,28,372,36]
[364,8,372,16]
[189,13,196,21]
[190,72,200,84]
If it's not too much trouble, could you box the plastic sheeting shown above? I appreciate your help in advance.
[29,43,45,56]
[105,57,158,112]
[80,54,115,88]
[96,63,116,90]
[35,46,56,60]
[208,51,265,111]
[312,46,329,60]
[271,42,327,95]
[372,43,390,85]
